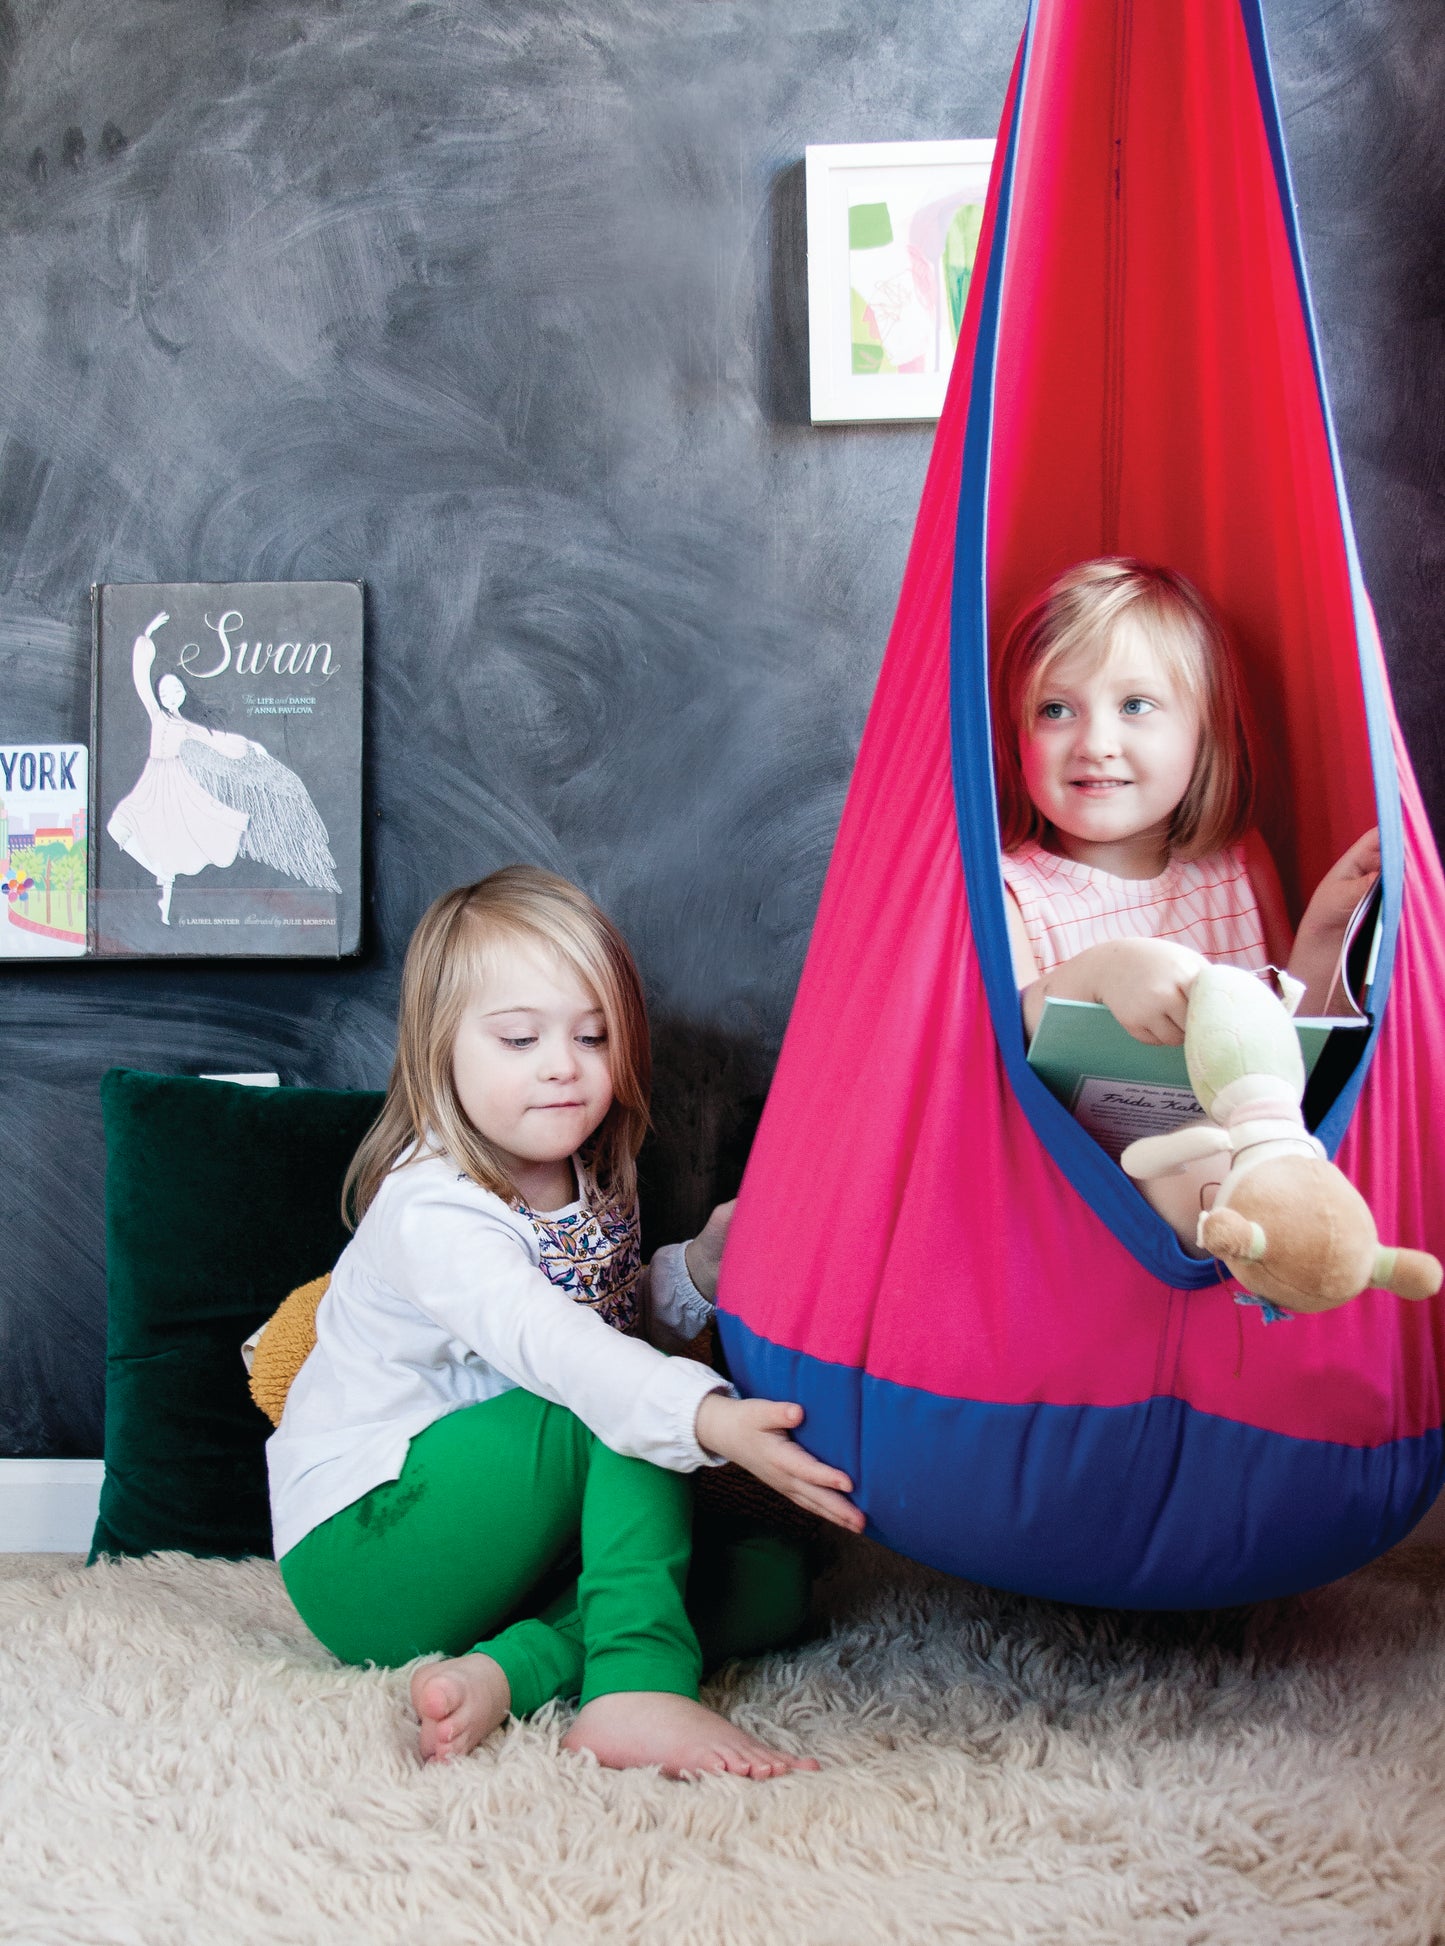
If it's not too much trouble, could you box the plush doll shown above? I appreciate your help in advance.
[1120,963,1442,1316]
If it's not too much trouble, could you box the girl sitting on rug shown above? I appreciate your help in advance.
[268,865,861,1776]
[993,558,1379,1229]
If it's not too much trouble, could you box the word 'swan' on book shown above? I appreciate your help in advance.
[91,582,362,959]
[0,744,88,959]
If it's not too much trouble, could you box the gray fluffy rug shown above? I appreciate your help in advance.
[4,1539,1445,1945]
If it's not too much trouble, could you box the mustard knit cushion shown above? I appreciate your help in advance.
[248,1275,331,1427]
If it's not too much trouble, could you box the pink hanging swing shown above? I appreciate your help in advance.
[716,0,1445,1607]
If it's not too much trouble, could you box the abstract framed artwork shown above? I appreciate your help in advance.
[805,139,995,424]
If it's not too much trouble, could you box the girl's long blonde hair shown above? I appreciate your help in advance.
[991,557,1255,861]
[344,866,651,1224]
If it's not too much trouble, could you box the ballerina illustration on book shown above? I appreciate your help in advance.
[106,612,341,925]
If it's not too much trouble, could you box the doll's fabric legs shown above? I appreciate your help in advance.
[279,1387,700,1712]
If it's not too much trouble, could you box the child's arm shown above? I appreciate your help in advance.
[1006,885,1204,1046]
[640,1201,734,1354]
[644,1201,864,1531]
[385,1173,732,1467]
[1284,827,1380,1016]
[682,1198,733,1299]
[381,1168,861,1527]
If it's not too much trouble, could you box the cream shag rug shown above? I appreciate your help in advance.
[4,1539,1445,1945]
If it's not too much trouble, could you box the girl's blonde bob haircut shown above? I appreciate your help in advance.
[991,557,1255,861]
[343,865,651,1224]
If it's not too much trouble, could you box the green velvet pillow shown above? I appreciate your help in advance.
[92,1070,383,1562]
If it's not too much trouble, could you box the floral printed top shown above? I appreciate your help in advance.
[518,1174,642,1336]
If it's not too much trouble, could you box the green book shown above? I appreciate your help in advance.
[1026,997,1364,1163]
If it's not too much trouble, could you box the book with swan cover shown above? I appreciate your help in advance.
[91,582,363,958]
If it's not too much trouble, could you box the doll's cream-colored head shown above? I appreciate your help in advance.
[344,865,651,1223]
[992,557,1255,862]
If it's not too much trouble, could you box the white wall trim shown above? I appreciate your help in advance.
[0,1459,104,1553]
[1,1456,1442,1559]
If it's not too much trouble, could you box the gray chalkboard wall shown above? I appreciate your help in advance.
[1,0,1441,1456]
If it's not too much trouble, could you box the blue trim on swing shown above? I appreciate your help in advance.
[948,3,1217,1289]
[718,1311,1445,1610]
[1235,0,1402,1154]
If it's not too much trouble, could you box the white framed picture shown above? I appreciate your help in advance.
[805,139,995,425]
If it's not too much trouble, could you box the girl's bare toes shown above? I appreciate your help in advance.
[563,1692,817,1780]
[413,1670,467,1762]
[410,1655,510,1764]
[720,1730,816,1778]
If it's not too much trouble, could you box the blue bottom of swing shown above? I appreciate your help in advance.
[721,1315,1445,1610]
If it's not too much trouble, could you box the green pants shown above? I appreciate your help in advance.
[280,1387,807,1716]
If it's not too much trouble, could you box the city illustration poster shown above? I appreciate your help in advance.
[92,582,363,958]
[0,744,87,959]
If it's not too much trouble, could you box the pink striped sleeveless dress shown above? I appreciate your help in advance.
[1000,839,1270,973]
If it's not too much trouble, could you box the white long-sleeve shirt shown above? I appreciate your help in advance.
[266,1151,729,1560]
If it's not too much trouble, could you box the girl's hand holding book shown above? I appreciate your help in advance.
[1086,937,1209,1045]
[694,1393,865,1532]
[1023,936,1207,1047]
[1296,827,1380,942]
[1287,826,1380,1014]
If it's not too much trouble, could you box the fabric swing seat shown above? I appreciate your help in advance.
[716,0,1445,1609]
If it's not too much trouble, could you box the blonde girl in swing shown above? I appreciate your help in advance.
[993,558,1379,1241]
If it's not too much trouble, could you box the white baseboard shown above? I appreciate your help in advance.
[0,1459,104,1552]
[0,1455,1442,1560]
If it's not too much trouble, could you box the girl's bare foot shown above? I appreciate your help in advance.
[561,1691,819,1780]
[410,1653,511,1763]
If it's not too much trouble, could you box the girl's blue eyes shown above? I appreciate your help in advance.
[1036,697,1155,720]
